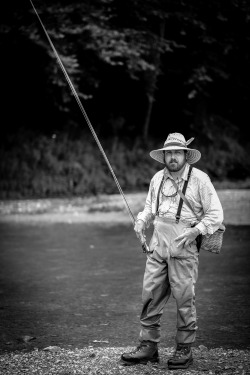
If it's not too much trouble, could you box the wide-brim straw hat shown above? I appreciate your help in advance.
[150,132,201,164]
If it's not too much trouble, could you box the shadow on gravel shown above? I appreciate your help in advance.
[0,223,250,353]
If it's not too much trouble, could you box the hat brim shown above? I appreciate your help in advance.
[150,146,201,164]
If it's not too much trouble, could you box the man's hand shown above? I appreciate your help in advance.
[175,227,200,248]
[134,219,146,243]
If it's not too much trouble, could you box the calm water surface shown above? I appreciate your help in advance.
[0,222,249,351]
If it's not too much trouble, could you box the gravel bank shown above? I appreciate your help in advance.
[0,346,249,375]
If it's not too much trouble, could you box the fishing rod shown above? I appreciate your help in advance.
[29,0,150,254]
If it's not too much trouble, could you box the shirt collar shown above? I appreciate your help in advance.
[164,163,190,181]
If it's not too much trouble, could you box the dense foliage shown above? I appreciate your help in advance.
[0,130,249,199]
[0,1,249,198]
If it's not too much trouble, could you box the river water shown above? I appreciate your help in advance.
[0,222,249,352]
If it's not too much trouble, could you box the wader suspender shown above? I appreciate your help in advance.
[173,166,193,223]
[171,166,203,251]
[156,166,193,222]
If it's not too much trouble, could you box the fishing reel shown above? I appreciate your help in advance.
[136,228,153,255]
[141,239,153,255]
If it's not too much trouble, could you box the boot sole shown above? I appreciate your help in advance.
[120,357,159,366]
[168,358,193,370]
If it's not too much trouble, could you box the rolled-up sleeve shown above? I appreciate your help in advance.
[137,179,154,227]
[195,179,224,235]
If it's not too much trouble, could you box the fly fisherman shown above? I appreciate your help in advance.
[29,5,224,368]
[121,132,223,370]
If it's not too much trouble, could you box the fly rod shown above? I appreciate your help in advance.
[30,0,150,254]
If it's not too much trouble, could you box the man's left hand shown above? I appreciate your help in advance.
[175,227,200,248]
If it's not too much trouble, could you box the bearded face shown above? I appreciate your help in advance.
[164,150,187,172]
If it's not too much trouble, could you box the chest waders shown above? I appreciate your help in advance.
[139,165,199,346]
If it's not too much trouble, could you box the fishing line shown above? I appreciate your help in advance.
[29,0,150,253]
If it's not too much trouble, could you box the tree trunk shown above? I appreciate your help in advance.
[142,20,165,142]
[143,95,154,141]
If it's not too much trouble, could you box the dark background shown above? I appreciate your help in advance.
[1,0,250,198]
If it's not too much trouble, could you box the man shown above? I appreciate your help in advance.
[121,132,223,370]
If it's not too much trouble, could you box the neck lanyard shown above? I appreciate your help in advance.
[156,166,193,222]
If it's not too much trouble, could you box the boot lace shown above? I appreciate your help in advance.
[133,341,154,353]
[174,345,190,358]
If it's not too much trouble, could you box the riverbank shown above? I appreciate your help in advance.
[0,189,250,225]
[1,346,249,375]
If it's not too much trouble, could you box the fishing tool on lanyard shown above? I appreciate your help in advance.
[30,0,151,254]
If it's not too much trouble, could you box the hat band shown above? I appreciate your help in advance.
[164,141,187,148]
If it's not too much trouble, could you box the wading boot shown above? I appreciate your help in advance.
[168,343,193,370]
[120,340,159,366]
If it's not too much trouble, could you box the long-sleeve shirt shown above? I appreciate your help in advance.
[137,163,224,235]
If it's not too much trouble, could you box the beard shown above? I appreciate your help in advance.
[165,158,186,172]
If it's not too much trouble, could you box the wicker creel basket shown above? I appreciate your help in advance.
[199,223,226,254]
